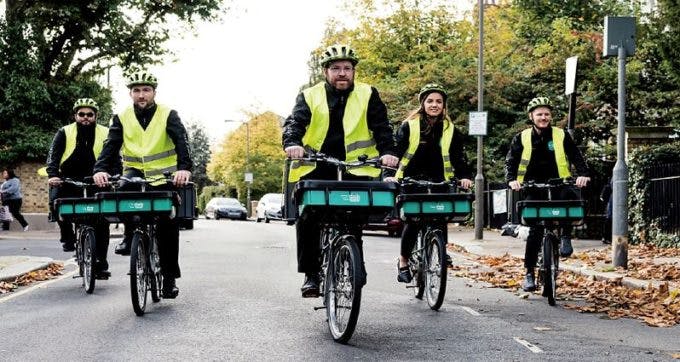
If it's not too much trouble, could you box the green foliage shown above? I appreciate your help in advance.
[186,123,213,193]
[628,141,680,247]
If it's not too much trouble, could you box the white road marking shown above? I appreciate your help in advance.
[514,337,543,353]
[0,259,78,303]
[459,305,481,316]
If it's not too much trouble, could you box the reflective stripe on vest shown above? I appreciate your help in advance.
[517,127,571,182]
[59,123,109,166]
[119,104,178,178]
[394,117,455,180]
[288,82,378,182]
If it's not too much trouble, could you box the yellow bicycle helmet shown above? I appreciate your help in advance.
[320,44,359,68]
[526,97,553,113]
[125,70,158,88]
[72,98,99,112]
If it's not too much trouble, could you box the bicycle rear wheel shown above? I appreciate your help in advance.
[542,234,558,306]
[81,227,96,294]
[148,227,162,303]
[424,230,447,310]
[325,235,362,344]
[130,232,149,316]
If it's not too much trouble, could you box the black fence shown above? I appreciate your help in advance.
[645,163,680,235]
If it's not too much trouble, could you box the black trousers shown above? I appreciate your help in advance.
[49,184,110,267]
[120,170,181,279]
[2,198,28,229]
[523,185,580,270]
[400,221,448,259]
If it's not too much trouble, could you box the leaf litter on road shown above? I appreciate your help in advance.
[451,244,680,327]
[0,263,64,294]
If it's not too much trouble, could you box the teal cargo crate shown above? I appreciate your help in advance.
[54,197,100,221]
[517,200,586,226]
[294,180,398,220]
[397,193,474,221]
[95,191,177,221]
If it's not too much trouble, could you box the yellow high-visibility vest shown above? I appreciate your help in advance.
[288,82,379,181]
[517,126,571,182]
[118,104,177,178]
[59,123,109,166]
[395,116,455,180]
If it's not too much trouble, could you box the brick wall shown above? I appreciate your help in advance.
[12,162,49,213]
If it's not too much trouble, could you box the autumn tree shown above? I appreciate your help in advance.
[186,122,212,193]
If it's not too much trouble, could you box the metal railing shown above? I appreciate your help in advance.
[645,163,680,234]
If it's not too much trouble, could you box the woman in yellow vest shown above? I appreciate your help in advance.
[387,84,473,283]
[505,96,591,292]
[46,98,114,279]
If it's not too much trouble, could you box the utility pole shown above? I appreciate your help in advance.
[603,16,636,268]
[473,0,486,240]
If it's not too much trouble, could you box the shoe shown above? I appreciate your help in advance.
[602,238,612,245]
[95,270,111,280]
[300,273,320,298]
[397,260,412,283]
[23,225,29,232]
[522,271,536,292]
[445,253,453,267]
[62,243,75,252]
[114,238,131,256]
[162,277,179,299]
[559,236,573,257]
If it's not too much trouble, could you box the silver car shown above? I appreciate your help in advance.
[255,193,284,223]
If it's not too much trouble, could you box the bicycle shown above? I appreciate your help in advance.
[516,178,586,306]
[95,174,185,316]
[53,177,104,294]
[289,153,397,343]
[396,178,474,310]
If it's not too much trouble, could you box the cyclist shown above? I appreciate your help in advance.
[283,44,398,297]
[385,83,473,283]
[93,70,193,299]
[45,98,115,279]
[505,96,590,292]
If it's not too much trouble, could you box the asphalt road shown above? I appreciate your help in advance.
[0,220,678,360]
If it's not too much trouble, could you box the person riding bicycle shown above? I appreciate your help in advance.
[46,98,116,279]
[93,70,193,299]
[505,96,590,292]
[282,44,399,298]
[385,83,473,283]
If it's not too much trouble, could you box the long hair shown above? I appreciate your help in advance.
[3,169,16,179]
[402,97,452,132]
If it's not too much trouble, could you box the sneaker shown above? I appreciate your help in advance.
[522,271,536,292]
[62,243,75,252]
[397,260,412,283]
[23,225,29,232]
[162,277,179,299]
[114,238,131,256]
[300,273,320,298]
[559,236,573,257]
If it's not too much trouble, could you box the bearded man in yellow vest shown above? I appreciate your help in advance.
[283,44,399,298]
[505,97,590,292]
[93,71,193,299]
[46,98,115,279]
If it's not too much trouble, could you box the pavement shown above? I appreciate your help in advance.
[1,222,678,294]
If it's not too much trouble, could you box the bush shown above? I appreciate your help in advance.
[197,185,232,212]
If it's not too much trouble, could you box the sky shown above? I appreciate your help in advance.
[109,0,350,143]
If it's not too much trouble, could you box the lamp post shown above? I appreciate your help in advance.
[225,119,252,217]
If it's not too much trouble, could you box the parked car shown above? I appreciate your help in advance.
[204,197,247,220]
[255,193,284,223]
[364,208,404,237]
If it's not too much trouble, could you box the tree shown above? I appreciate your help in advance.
[0,0,225,165]
[186,122,212,193]
[207,111,286,204]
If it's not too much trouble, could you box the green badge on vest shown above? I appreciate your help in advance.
[548,140,555,151]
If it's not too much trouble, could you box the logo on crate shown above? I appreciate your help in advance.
[341,193,361,203]
[85,206,94,212]
[435,203,445,211]
[551,209,560,216]
[126,201,145,209]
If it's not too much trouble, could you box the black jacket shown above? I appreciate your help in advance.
[94,103,193,174]
[505,126,590,183]
[282,81,395,160]
[389,117,472,181]
[46,123,121,180]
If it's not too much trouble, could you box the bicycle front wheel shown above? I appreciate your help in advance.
[542,234,558,306]
[410,232,425,300]
[424,230,447,310]
[325,235,362,344]
[81,227,96,294]
[148,227,162,303]
[129,232,149,316]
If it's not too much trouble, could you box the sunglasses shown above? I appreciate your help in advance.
[77,112,95,118]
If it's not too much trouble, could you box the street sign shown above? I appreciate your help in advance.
[468,111,487,136]
[603,16,636,57]
[244,172,253,183]
[565,56,578,95]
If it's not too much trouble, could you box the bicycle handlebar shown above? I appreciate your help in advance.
[520,177,577,190]
[291,152,394,171]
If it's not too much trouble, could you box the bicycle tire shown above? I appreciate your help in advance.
[148,227,162,303]
[130,232,148,316]
[424,230,447,310]
[325,235,362,344]
[82,227,96,294]
[410,231,425,299]
[542,234,558,306]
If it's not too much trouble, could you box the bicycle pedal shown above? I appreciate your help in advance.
[313,306,326,311]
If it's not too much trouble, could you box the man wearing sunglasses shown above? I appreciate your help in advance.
[46,98,115,279]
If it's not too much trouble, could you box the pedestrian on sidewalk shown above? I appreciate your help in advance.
[505,97,591,292]
[45,98,115,279]
[0,168,29,231]
[385,83,473,283]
